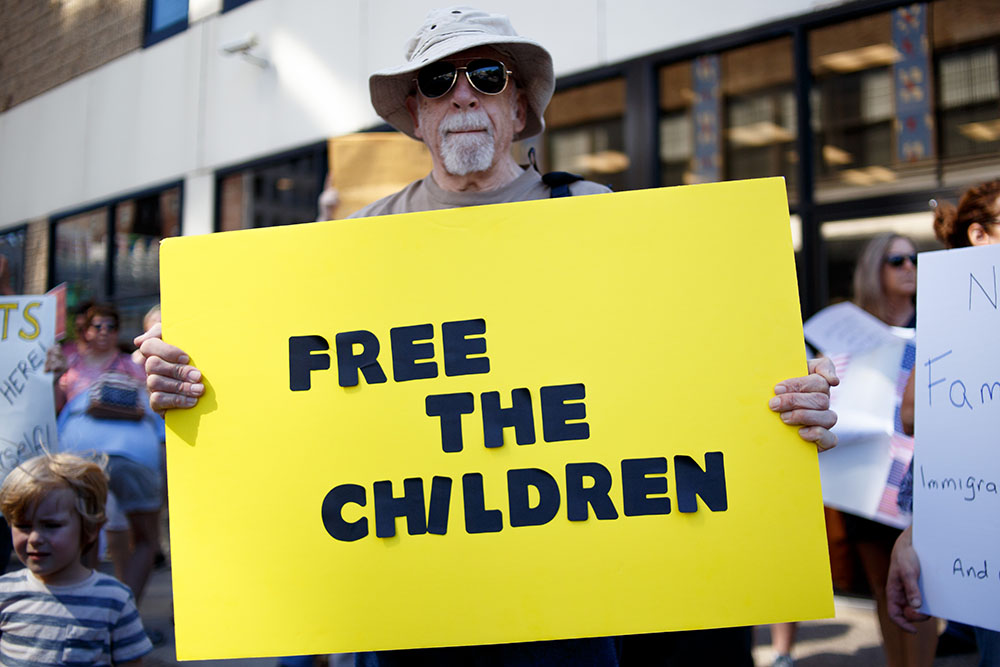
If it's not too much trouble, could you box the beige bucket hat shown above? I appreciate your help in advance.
[369,7,554,141]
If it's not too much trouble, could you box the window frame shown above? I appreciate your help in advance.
[143,0,189,48]
[48,180,184,306]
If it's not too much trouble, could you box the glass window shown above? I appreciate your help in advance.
[114,188,181,300]
[811,12,896,195]
[658,62,694,187]
[145,0,188,46]
[217,145,327,231]
[0,227,27,296]
[936,45,1000,160]
[51,184,181,339]
[53,209,109,308]
[544,79,628,191]
[721,38,798,200]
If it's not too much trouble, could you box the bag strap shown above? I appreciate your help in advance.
[542,171,585,198]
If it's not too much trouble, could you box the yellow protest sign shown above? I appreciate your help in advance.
[161,178,833,660]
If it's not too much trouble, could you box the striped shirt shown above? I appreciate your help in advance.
[0,568,152,665]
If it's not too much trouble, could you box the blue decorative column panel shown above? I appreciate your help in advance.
[692,55,722,183]
[893,4,935,163]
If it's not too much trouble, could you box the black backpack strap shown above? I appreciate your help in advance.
[542,171,585,198]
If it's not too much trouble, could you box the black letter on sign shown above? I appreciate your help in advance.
[427,476,452,536]
[289,335,330,391]
[566,462,619,521]
[335,330,387,387]
[426,393,475,453]
[540,383,590,442]
[508,468,560,528]
[442,319,490,377]
[373,478,427,538]
[481,388,535,448]
[462,473,502,534]
[621,457,671,516]
[321,484,368,542]
[675,452,728,513]
[390,324,438,382]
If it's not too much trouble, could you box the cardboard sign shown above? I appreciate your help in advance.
[161,178,833,660]
[805,302,915,528]
[0,296,57,478]
[915,244,1000,632]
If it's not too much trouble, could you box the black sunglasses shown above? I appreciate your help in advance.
[885,253,917,268]
[416,59,513,99]
[89,322,117,331]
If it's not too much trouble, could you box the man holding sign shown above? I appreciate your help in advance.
[138,6,839,665]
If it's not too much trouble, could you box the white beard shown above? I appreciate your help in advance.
[434,110,496,176]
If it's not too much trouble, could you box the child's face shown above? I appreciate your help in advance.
[11,487,92,586]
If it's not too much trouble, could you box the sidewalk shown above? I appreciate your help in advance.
[139,563,982,667]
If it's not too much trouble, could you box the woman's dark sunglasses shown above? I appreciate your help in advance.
[885,253,917,268]
[89,322,117,331]
[416,59,513,99]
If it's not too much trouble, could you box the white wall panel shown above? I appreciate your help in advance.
[0,0,846,231]
[0,78,90,224]
[202,0,373,169]
[602,0,830,64]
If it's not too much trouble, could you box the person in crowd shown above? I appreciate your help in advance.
[888,179,1000,667]
[60,300,95,366]
[0,452,152,664]
[50,304,164,609]
[136,7,840,665]
[841,232,936,667]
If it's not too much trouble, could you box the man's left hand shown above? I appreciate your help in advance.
[770,357,839,451]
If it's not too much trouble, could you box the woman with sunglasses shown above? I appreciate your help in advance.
[50,304,165,621]
[841,232,936,667]
[888,179,1000,667]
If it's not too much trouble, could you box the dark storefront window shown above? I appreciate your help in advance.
[815,67,894,180]
[53,209,109,309]
[722,38,798,201]
[811,12,900,196]
[51,184,181,339]
[658,62,694,187]
[544,79,629,192]
[932,0,1000,179]
[0,227,27,296]
[217,144,327,232]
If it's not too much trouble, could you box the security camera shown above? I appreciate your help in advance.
[219,33,269,68]
[221,34,258,55]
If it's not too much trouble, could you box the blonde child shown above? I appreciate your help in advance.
[0,453,152,665]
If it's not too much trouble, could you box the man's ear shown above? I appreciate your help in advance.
[405,95,423,140]
[513,91,528,135]
[969,222,991,246]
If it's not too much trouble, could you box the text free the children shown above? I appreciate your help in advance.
[287,318,730,542]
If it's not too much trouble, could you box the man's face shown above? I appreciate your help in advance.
[406,48,527,177]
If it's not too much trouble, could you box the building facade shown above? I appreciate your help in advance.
[1,0,998,335]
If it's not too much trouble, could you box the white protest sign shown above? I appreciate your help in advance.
[805,302,915,528]
[0,296,57,478]
[805,301,906,358]
[915,244,1000,631]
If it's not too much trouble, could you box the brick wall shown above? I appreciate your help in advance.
[0,0,145,112]
[23,219,49,295]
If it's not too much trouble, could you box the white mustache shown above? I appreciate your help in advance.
[439,110,493,136]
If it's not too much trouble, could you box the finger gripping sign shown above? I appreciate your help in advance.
[160,178,833,660]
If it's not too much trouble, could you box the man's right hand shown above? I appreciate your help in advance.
[134,323,204,412]
[887,525,930,632]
